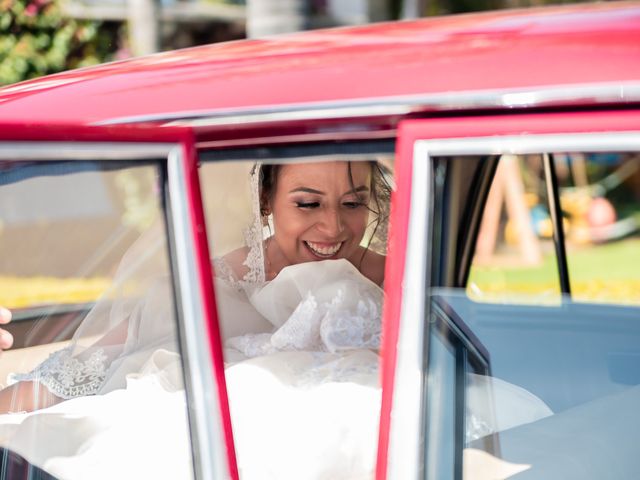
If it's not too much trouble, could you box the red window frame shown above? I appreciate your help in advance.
[0,122,238,480]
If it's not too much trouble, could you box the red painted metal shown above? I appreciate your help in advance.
[193,115,398,148]
[0,122,189,143]
[180,136,239,480]
[394,109,640,139]
[0,122,239,478]
[376,108,640,479]
[0,3,638,126]
[375,120,416,480]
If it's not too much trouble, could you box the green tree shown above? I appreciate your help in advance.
[0,0,115,86]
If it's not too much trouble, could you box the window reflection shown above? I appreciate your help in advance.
[467,154,561,304]
[432,148,640,480]
[0,164,159,309]
[468,151,640,307]
[425,322,457,480]
[558,152,640,306]
[0,160,193,479]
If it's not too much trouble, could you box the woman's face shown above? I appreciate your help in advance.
[266,161,371,270]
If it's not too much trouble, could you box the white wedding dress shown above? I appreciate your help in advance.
[223,259,384,480]
[0,256,555,480]
[0,259,385,480]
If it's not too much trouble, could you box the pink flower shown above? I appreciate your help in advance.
[24,3,38,16]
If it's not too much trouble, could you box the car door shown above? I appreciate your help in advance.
[379,110,640,480]
[0,123,235,480]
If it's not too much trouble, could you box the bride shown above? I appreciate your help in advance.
[0,159,392,479]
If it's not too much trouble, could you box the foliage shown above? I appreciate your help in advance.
[0,0,115,86]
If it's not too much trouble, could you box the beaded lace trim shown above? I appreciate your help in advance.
[242,163,266,284]
[10,346,108,400]
[213,257,242,289]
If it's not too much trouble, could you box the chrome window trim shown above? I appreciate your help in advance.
[167,148,228,480]
[92,81,640,127]
[386,144,432,480]
[413,131,640,156]
[0,142,175,160]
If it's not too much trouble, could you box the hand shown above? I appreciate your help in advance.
[0,308,14,352]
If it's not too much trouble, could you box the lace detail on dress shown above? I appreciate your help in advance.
[281,350,380,388]
[9,346,108,399]
[320,289,381,352]
[226,283,382,359]
[213,257,243,290]
[212,164,266,291]
[242,163,266,284]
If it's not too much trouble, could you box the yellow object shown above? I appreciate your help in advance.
[538,218,553,238]
[0,276,111,309]
[504,220,518,245]
[524,193,539,208]
[569,220,591,245]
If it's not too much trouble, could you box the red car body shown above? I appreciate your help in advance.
[0,3,639,479]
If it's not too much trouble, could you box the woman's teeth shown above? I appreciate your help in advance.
[305,241,342,257]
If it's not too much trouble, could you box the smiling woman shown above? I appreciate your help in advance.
[203,154,393,338]
[234,161,389,285]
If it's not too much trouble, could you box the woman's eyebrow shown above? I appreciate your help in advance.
[343,185,369,196]
[289,187,324,195]
[288,185,369,195]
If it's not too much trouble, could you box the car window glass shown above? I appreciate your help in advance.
[556,152,640,306]
[0,159,194,479]
[0,165,156,310]
[199,145,393,479]
[423,149,640,480]
[425,320,458,480]
[466,154,561,304]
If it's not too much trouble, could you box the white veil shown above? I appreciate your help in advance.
[9,219,181,399]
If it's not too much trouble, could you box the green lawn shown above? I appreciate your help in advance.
[468,238,640,305]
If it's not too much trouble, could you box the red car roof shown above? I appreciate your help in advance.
[1,2,639,126]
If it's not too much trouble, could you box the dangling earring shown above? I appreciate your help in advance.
[261,207,271,227]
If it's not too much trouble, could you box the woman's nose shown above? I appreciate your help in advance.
[317,208,344,237]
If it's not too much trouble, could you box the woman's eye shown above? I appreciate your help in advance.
[296,201,320,209]
[343,201,364,209]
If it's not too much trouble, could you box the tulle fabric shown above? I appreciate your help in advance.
[225,259,383,359]
[0,255,556,480]
[227,349,381,480]
[9,226,179,399]
[0,259,385,480]
[0,350,190,480]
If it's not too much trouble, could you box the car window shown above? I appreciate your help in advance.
[0,158,194,479]
[557,152,640,306]
[466,154,561,304]
[198,142,394,479]
[423,145,640,480]
[467,151,640,307]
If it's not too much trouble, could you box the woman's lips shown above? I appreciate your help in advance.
[304,241,343,258]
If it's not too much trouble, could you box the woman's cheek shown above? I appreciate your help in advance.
[350,209,369,236]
